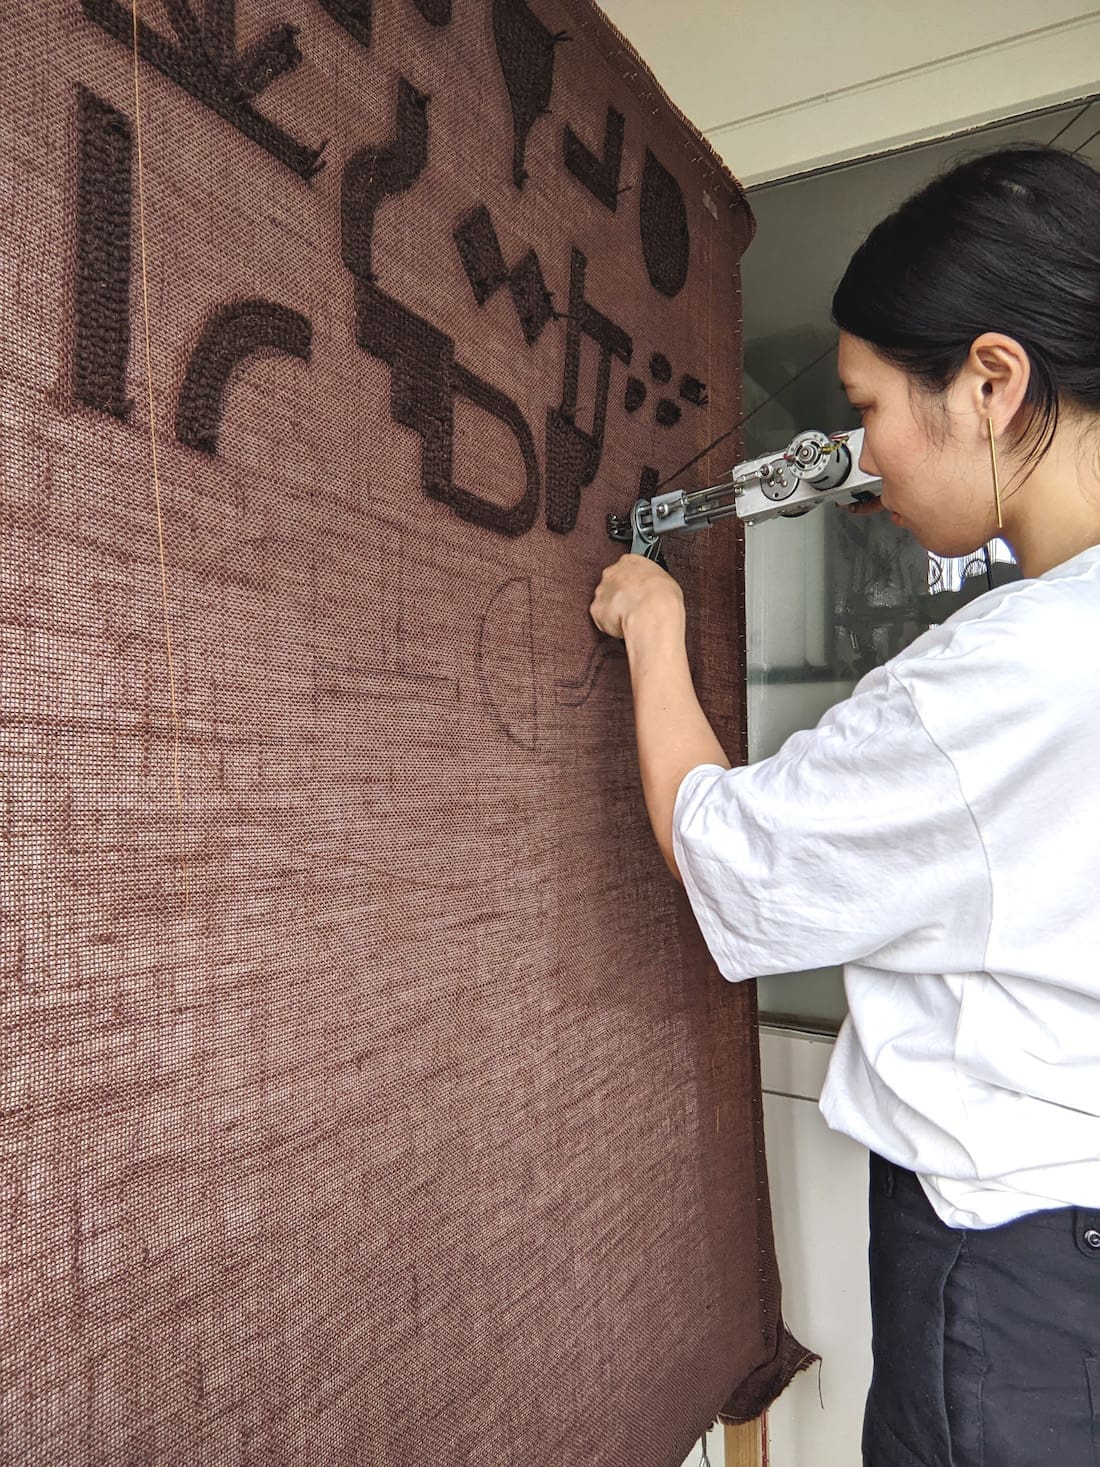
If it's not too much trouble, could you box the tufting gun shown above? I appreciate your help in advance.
[607,427,883,562]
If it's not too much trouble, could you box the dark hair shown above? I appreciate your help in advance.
[832,145,1100,468]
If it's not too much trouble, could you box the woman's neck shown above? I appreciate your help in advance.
[1003,417,1100,578]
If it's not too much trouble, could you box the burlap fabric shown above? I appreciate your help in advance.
[0,2,812,1462]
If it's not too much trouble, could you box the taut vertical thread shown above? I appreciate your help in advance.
[130,0,189,897]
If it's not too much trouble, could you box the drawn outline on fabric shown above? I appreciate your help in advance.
[555,465,654,704]
[554,639,625,706]
[313,520,461,709]
[478,578,538,749]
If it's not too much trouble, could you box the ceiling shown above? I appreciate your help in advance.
[596,0,1100,184]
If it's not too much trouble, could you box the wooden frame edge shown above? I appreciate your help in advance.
[723,1417,764,1466]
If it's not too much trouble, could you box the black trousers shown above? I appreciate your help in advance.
[863,1154,1100,1467]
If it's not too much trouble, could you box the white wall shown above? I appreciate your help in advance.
[596,0,1100,183]
[759,1031,872,1465]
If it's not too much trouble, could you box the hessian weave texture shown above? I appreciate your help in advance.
[1,2,813,1462]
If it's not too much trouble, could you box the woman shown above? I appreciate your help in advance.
[590,145,1100,1466]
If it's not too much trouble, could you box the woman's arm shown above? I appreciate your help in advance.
[590,555,731,880]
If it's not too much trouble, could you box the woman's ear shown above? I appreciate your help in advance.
[965,333,1031,434]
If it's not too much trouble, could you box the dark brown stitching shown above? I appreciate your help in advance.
[317,0,372,49]
[639,148,690,298]
[545,247,631,534]
[453,205,509,304]
[564,105,624,212]
[198,0,235,64]
[412,0,452,22]
[450,364,541,534]
[73,88,133,420]
[80,0,326,179]
[453,208,553,346]
[491,0,563,189]
[175,300,312,454]
[341,80,429,284]
[679,374,708,406]
[343,79,541,536]
[506,250,554,346]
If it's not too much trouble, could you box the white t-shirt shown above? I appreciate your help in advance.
[672,543,1100,1229]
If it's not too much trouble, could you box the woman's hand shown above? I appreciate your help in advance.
[589,552,727,881]
[589,554,685,641]
[838,495,886,517]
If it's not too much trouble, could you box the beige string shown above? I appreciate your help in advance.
[130,0,188,896]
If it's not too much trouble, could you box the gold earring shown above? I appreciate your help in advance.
[988,418,1003,531]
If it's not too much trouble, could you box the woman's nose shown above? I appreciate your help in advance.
[859,439,879,478]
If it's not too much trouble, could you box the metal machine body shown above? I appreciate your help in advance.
[608,428,883,559]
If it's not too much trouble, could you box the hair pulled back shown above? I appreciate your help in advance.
[832,145,1100,466]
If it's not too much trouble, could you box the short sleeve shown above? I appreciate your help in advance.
[671,668,992,982]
